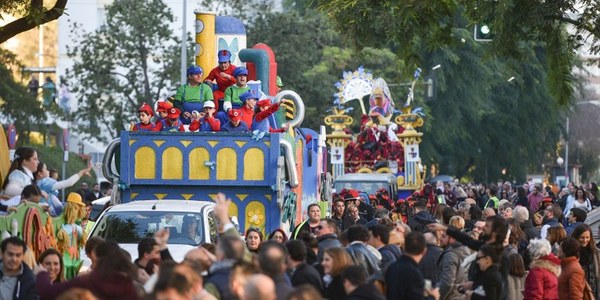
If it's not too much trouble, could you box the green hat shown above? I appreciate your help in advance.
[276,76,283,87]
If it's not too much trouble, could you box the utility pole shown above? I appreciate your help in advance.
[180,0,187,84]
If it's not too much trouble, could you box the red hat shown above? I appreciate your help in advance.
[344,189,360,201]
[256,99,272,108]
[138,103,153,116]
[157,101,172,112]
[167,107,181,119]
[542,197,553,203]
[228,109,242,121]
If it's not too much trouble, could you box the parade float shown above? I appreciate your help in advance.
[325,67,428,200]
[101,12,329,236]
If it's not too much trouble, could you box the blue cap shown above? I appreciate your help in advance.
[218,50,231,63]
[239,91,258,103]
[187,65,203,76]
[233,67,248,77]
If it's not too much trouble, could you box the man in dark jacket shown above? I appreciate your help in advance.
[0,237,39,300]
[437,227,470,300]
[408,201,437,233]
[315,218,342,264]
[345,225,381,276]
[367,224,401,270]
[341,265,385,300]
[565,207,587,236]
[258,241,293,300]
[285,240,323,293]
[386,232,439,300]
[418,232,443,285]
[513,206,540,241]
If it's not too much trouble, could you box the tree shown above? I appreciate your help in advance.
[315,0,600,105]
[66,0,184,142]
[0,49,46,144]
[0,0,68,44]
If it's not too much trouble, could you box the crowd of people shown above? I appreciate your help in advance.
[131,49,288,134]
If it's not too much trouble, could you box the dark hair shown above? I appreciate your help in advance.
[218,235,245,260]
[571,224,597,251]
[3,147,37,190]
[333,198,345,206]
[35,161,47,180]
[307,203,320,214]
[487,215,509,245]
[0,236,27,253]
[404,232,426,255]
[321,218,340,235]
[21,184,42,199]
[137,237,158,259]
[561,238,581,257]
[570,207,587,222]
[38,248,64,282]
[507,252,525,277]
[95,241,136,279]
[285,239,307,262]
[286,284,322,300]
[469,205,483,221]
[154,261,191,296]
[442,207,456,225]
[547,226,566,246]
[479,244,500,263]
[85,236,105,256]
[346,225,369,243]
[267,229,288,243]
[505,218,526,245]
[257,240,288,277]
[489,184,498,195]
[368,224,390,245]
[341,265,367,286]
[245,227,264,246]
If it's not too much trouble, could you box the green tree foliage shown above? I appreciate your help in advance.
[65,0,182,142]
[0,0,68,44]
[0,49,46,144]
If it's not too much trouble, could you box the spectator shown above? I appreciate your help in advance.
[267,229,288,244]
[513,206,540,241]
[498,202,514,219]
[540,205,562,239]
[245,227,263,253]
[204,235,245,300]
[2,147,40,198]
[242,274,276,300]
[463,244,502,300]
[229,261,258,300]
[482,207,496,219]
[285,240,323,292]
[386,232,439,300]
[38,248,65,284]
[331,198,346,231]
[558,238,585,300]
[0,237,39,299]
[367,224,401,270]
[546,226,566,256]
[292,203,321,239]
[565,207,587,236]
[514,186,530,208]
[75,182,89,199]
[340,265,385,300]
[42,77,56,107]
[257,241,293,300]
[134,238,161,279]
[484,184,499,210]
[524,238,560,299]
[344,203,367,227]
[84,184,102,202]
[418,232,443,286]
[506,252,525,300]
[153,261,215,300]
[322,247,352,300]
[285,285,322,300]
[448,215,465,231]
[528,185,544,213]
[436,226,470,300]
[408,201,437,233]
[83,236,104,272]
[314,219,342,264]
[36,240,138,300]
[28,75,39,97]
[571,224,600,298]
[345,225,381,276]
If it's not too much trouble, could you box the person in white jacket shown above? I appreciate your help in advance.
[35,161,91,216]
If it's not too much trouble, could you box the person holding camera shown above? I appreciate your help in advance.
[189,101,220,132]
[458,244,502,300]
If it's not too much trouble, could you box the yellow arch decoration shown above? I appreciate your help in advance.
[376,167,393,174]
[217,148,237,180]
[162,147,183,179]
[189,148,210,180]
[243,148,264,180]
[357,168,373,174]
[245,201,265,233]
[228,201,238,222]
[135,146,156,179]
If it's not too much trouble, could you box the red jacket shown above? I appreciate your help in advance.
[205,65,237,92]
[189,116,220,132]
[524,254,561,300]
[558,256,585,300]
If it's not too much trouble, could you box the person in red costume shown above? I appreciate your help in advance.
[251,99,289,133]
[189,101,220,132]
[238,90,258,128]
[131,103,156,131]
[204,50,237,111]
[154,101,172,123]
[154,107,185,132]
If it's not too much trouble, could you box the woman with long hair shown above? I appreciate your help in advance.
[245,227,263,253]
[571,224,600,298]
[322,247,353,300]
[36,241,138,300]
[546,226,567,256]
[507,252,525,300]
[514,186,529,208]
[267,229,288,244]
[572,188,592,212]
[38,249,65,284]
[2,147,42,197]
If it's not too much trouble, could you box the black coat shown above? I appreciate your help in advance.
[470,264,502,300]
[323,274,346,300]
[0,262,39,300]
[385,255,425,300]
[345,283,385,300]
[289,263,323,293]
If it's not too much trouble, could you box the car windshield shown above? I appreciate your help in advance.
[334,181,388,195]
[92,210,214,246]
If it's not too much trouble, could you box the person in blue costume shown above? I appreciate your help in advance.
[173,65,214,124]
[221,109,249,132]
